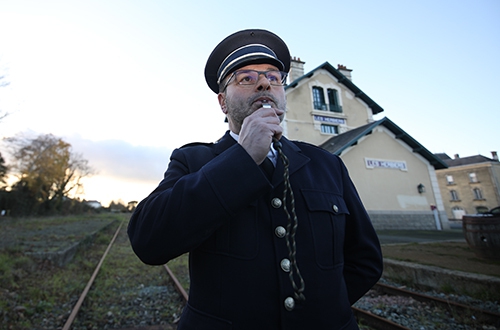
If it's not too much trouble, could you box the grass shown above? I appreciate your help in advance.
[167,253,190,292]
[0,213,118,254]
[0,212,186,329]
[1,214,103,230]
[72,219,184,328]
[0,214,130,329]
[0,214,183,329]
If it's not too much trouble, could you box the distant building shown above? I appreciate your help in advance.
[85,200,102,209]
[435,152,500,219]
[284,58,449,230]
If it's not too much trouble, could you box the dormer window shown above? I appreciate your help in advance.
[312,86,326,110]
[327,89,342,113]
[312,86,343,113]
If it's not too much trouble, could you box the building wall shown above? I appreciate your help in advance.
[492,164,500,203]
[284,79,317,141]
[437,162,500,219]
[338,126,448,230]
[339,127,433,210]
[367,211,442,230]
[285,69,372,146]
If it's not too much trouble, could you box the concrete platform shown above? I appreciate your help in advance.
[0,215,118,266]
[383,258,500,299]
[376,228,465,245]
[376,228,500,300]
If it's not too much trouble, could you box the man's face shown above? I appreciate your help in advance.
[218,63,287,134]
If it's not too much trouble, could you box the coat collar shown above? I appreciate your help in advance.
[215,131,310,184]
[214,131,237,155]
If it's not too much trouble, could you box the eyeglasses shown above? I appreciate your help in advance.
[222,70,288,92]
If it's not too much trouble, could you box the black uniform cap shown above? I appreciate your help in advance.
[204,29,291,93]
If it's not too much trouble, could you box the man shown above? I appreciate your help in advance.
[128,29,383,329]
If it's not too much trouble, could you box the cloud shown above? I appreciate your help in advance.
[67,135,172,183]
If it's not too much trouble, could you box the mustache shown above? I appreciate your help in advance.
[249,93,277,105]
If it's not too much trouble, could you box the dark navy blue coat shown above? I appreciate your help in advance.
[128,132,383,329]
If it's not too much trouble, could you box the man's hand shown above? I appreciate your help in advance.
[238,106,284,165]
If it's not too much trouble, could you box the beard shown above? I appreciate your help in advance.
[225,92,287,130]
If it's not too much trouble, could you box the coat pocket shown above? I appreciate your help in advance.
[301,189,349,269]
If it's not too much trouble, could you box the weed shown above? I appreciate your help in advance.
[0,252,16,288]
[440,283,456,295]
[167,253,190,291]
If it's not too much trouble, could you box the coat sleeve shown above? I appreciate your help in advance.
[339,160,383,304]
[127,143,270,265]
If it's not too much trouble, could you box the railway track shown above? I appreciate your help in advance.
[163,263,412,330]
[164,266,500,330]
[61,224,499,330]
[373,282,500,326]
[59,221,185,330]
[352,306,411,330]
[62,222,124,330]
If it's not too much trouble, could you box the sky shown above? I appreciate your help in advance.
[0,0,499,207]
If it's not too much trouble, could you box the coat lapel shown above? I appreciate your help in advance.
[212,132,310,185]
[272,137,310,185]
[214,131,237,155]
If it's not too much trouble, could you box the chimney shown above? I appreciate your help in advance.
[454,154,460,159]
[337,64,353,81]
[492,151,499,161]
[289,56,305,83]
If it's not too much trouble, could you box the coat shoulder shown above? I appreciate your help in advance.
[292,140,340,159]
[179,141,215,149]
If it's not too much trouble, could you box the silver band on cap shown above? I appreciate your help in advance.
[217,44,282,84]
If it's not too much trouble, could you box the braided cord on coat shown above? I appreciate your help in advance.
[273,139,305,301]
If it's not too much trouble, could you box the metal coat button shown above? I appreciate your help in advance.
[284,297,295,311]
[271,198,282,208]
[275,226,286,238]
[332,204,339,213]
[280,258,291,272]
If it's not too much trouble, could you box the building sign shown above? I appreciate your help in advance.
[365,158,407,171]
[313,115,346,125]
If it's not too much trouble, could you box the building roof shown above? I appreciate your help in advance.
[285,61,384,115]
[434,153,451,161]
[319,116,448,170]
[441,154,497,167]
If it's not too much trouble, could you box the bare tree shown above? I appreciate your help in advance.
[0,152,7,187]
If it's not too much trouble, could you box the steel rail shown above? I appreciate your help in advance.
[163,261,416,330]
[62,221,123,330]
[163,264,189,302]
[374,282,500,326]
[351,306,411,330]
